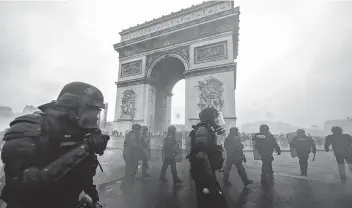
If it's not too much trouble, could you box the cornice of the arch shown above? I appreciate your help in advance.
[146,45,189,77]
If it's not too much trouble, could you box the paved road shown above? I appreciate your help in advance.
[97,152,352,208]
[0,138,350,208]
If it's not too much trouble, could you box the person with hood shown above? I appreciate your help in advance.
[0,82,109,208]
[325,126,352,182]
[187,107,227,208]
[223,127,253,186]
[290,129,316,176]
[159,125,182,183]
[252,124,281,185]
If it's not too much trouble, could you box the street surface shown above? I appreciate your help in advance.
[0,137,350,208]
[96,150,352,208]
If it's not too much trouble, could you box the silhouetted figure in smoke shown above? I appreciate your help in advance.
[252,124,281,185]
[325,126,352,182]
[223,127,253,186]
[290,129,316,176]
[159,125,182,184]
[140,126,150,179]
[121,124,141,191]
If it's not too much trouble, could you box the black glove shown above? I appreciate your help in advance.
[325,148,330,152]
[243,156,247,163]
[277,150,281,155]
[85,133,110,155]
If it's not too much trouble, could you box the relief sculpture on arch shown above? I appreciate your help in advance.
[120,89,137,119]
[196,77,224,112]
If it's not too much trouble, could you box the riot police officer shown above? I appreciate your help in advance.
[325,126,352,182]
[188,107,227,208]
[0,82,110,208]
[290,129,316,176]
[159,125,182,183]
[123,124,141,179]
[223,127,253,186]
[140,126,150,179]
[252,124,281,185]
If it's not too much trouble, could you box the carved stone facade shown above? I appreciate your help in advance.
[117,16,237,58]
[196,77,224,111]
[120,89,136,118]
[121,60,142,78]
[146,45,189,70]
[114,1,239,132]
[120,1,233,42]
[194,41,227,64]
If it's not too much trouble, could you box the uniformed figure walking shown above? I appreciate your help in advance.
[290,129,316,176]
[252,124,281,185]
[0,82,109,208]
[223,127,253,186]
[325,126,352,182]
[187,107,227,208]
[159,125,182,183]
[123,124,141,181]
[140,126,150,179]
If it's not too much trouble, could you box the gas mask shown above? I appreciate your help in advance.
[77,107,101,129]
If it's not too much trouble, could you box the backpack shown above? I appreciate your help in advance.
[190,123,224,171]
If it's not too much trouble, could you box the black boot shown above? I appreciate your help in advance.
[244,180,254,186]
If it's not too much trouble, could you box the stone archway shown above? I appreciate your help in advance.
[113,1,239,133]
[148,55,186,133]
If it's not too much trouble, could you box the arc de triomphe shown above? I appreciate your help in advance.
[113,1,239,133]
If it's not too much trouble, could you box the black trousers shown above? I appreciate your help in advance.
[194,178,227,208]
[160,157,179,181]
[223,157,249,183]
[261,155,274,182]
[298,154,309,175]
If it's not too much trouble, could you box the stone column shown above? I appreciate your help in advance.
[185,33,237,131]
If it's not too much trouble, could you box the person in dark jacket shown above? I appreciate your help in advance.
[187,107,227,208]
[159,125,182,183]
[325,126,352,182]
[123,124,141,179]
[0,82,109,208]
[291,129,316,176]
[140,126,150,179]
[223,127,253,186]
[252,124,281,185]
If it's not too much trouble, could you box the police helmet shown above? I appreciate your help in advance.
[229,127,239,135]
[168,125,176,132]
[331,126,343,134]
[55,82,105,110]
[260,124,269,133]
[199,107,219,124]
[132,124,142,131]
[297,129,306,136]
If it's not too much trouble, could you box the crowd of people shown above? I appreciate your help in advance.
[120,106,352,208]
[1,81,351,208]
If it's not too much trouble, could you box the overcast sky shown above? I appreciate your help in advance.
[0,0,351,128]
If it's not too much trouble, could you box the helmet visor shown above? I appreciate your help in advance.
[77,108,101,129]
[85,100,106,109]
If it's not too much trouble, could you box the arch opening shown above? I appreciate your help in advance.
[149,56,186,133]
